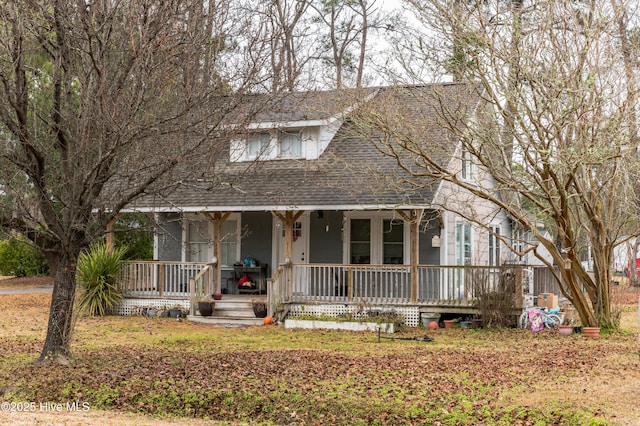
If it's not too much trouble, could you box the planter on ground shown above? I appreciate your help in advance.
[168,308,185,318]
[284,318,395,334]
[253,303,268,318]
[582,326,601,338]
[197,301,214,317]
[421,313,440,328]
[443,319,456,329]
[558,325,573,336]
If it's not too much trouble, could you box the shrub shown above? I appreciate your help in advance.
[114,213,153,260]
[76,242,128,316]
[471,267,517,328]
[0,236,49,277]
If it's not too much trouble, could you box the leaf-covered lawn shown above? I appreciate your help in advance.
[1,291,639,425]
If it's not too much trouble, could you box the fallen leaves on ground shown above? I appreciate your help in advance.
[1,286,639,425]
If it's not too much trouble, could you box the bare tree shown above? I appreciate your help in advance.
[0,0,244,362]
[232,0,318,92]
[312,0,383,88]
[359,0,640,328]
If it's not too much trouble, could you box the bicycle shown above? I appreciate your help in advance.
[518,306,562,330]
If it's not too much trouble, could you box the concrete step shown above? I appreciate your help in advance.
[187,315,265,326]
[213,308,256,318]
[213,300,255,310]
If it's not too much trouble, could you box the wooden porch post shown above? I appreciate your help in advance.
[204,211,231,295]
[398,209,423,304]
[273,210,304,297]
[273,210,305,262]
[106,216,118,253]
[158,262,164,297]
[411,210,423,304]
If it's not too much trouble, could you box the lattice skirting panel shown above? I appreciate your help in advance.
[287,304,421,327]
[117,298,190,316]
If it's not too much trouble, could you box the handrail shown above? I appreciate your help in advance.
[267,265,285,319]
[189,264,213,315]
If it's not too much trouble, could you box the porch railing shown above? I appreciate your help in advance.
[118,261,210,298]
[274,263,525,307]
[120,261,528,309]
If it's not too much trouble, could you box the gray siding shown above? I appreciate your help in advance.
[157,213,182,261]
[419,214,441,265]
[309,211,343,263]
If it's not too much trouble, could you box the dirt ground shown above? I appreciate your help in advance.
[0,275,54,289]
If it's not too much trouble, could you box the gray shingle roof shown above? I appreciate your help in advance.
[127,83,482,212]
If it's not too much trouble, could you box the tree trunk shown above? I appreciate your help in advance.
[39,255,78,363]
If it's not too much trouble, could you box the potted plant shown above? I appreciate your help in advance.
[168,305,186,318]
[141,306,158,317]
[197,299,215,316]
[421,312,440,328]
[582,326,601,338]
[443,319,456,329]
[253,301,268,318]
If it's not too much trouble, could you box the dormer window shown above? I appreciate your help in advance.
[247,132,270,160]
[229,124,328,162]
[279,129,302,158]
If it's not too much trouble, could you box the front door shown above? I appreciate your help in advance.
[274,212,310,295]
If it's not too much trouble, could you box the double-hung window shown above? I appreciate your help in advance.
[247,132,270,159]
[279,130,302,158]
[187,220,210,262]
[461,147,474,181]
[455,222,472,266]
[488,225,501,266]
[350,219,371,264]
[383,219,404,264]
[220,218,240,267]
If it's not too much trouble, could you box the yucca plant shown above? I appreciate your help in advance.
[76,242,128,316]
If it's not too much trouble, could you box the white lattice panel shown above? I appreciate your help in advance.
[117,299,190,315]
[288,304,420,327]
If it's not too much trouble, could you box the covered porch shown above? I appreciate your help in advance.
[117,261,531,326]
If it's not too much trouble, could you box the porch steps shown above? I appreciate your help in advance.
[188,297,266,327]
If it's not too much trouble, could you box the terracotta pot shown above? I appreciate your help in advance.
[583,327,601,338]
[212,293,223,300]
[558,325,573,336]
[443,320,456,329]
